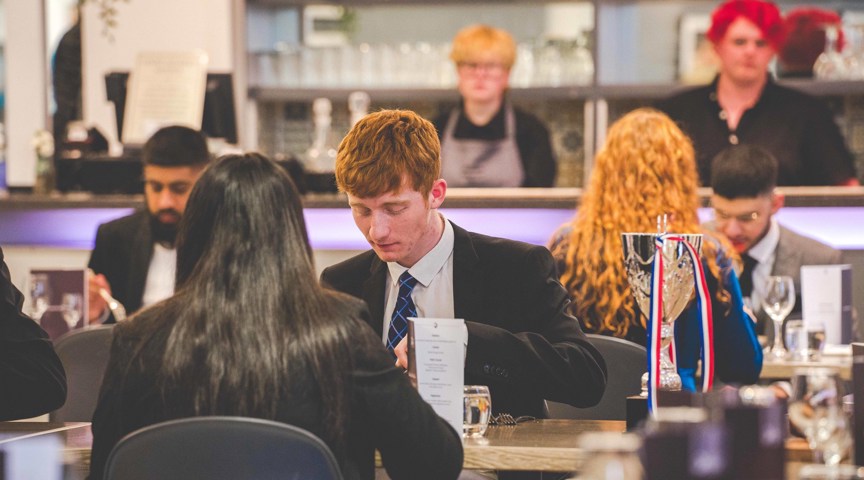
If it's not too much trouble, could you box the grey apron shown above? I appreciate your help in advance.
[440,105,525,187]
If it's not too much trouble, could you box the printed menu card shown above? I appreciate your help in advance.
[407,317,466,434]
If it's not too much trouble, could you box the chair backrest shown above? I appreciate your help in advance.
[546,333,646,421]
[104,416,344,480]
[50,325,115,422]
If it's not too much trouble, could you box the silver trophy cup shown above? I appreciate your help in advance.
[622,233,703,391]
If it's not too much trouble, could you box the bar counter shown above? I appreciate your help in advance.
[2,187,864,250]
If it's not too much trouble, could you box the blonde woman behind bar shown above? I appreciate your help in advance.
[548,108,762,390]
[432,24,556,188]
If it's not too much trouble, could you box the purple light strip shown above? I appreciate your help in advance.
[1,207,862,250]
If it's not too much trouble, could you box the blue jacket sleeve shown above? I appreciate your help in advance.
[674,259,763,391]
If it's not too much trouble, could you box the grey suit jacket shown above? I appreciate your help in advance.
[771,225,843,294]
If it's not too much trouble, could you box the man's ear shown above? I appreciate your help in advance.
[770,190,785,214]
[428,179,447,209]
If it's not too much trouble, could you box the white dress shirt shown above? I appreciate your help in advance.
[746,217,780,311]
[141,243,176,308]
[382,216,455,344]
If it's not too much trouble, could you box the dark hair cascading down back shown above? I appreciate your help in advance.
[156,152,354,453]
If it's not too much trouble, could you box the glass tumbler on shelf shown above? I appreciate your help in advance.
[814,26,847,80]
[463,385,491,438]
[761,275,795,361]
[61,293,83,329]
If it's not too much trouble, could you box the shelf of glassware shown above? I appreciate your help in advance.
[248,85,595,102]
[249,79,864,104]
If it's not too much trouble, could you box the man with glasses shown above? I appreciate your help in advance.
[87,126,211,323]
[433,24,556,188]
[707,145,841,333]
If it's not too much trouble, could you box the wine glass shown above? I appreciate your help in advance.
[788,367,852,467]
[30,273,51,322]
[61,293,83,329]
[761,275,795,361]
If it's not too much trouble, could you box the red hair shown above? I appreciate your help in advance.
[779,8,844,72]
[707,0,786,50]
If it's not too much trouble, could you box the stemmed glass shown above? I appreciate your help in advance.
[61,293,83,329]
[30,273,51,322]
[788,367,852,467]
[762,275,795,361]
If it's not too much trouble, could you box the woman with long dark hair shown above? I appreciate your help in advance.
[89,153,463,480]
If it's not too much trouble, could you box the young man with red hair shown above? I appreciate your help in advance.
[658,0,858,187]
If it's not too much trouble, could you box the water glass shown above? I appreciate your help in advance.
[61,293,83,329]
[807,324,827,361]
[788,367,852,466]
[30,273,51,321]
[463,385,491,438]
[785,319,807,361]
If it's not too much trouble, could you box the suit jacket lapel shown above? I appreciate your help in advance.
[127,213,154,312]
[451,223,483,322]
[361,255,388,337]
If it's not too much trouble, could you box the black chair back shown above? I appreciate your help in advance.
[546,333,645,420]
[104,416,344,480]
[50,325,115,422]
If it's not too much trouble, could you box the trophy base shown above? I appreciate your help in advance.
[641,371,683,394]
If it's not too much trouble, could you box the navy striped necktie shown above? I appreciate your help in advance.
[387,271,418,356]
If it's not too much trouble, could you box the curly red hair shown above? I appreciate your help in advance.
[707,0,786,50]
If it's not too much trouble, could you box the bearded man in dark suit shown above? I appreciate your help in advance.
[87,126,210,323]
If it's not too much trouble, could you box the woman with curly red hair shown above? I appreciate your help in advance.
[549,108,763,391]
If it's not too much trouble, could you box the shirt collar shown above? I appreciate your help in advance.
[747,217,780,264]
[387,215,454,288]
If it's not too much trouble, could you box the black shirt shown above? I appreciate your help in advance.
[433,102,557,187]
[656,76,857,186]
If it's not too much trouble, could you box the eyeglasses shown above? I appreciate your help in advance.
[457,62,507,74]
[713,208,761,224]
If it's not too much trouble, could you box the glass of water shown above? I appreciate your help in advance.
[61,293,83,329]
[463,385,491,438]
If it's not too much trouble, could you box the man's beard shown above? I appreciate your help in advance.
[149,210,181,247]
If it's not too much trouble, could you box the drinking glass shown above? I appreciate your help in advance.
[30,273,51,322]
[61,293,83,329]
[762,275,795,361]
[788,367,852,466]
[785,319,807,361]
[463,385,491,438]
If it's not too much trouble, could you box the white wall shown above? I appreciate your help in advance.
[5,0,47,186]
[81,0,236,153]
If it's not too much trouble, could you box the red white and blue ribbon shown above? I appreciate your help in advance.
[646,234,714,413]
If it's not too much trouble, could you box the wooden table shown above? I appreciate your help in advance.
[467,419,816,471]
[0,419,819,475]
[760,355,852,381]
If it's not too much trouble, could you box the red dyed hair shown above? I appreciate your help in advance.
[707,0,786,50]
[779,8,844,72]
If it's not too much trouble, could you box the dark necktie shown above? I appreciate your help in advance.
[739,253,758,298]
[387,272,418,356]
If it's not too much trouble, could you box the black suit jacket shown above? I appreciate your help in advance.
[321,222,607,418]
[88,210,154,316]
[0,246,67,420]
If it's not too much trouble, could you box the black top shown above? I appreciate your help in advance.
[89,291,463,480]
[0,247,67,421]
[433,103,557,187]
[656,76,858,186]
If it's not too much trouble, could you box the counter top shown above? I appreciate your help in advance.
[2,187,863,249]
[2,186,864,210]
